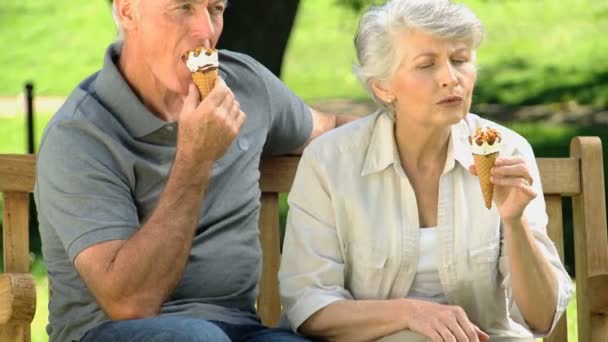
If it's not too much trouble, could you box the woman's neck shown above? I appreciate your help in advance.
[393,115,451,174]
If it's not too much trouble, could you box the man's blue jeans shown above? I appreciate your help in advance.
[80,316,312,342]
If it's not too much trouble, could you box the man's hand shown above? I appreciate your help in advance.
[178,78,247,164]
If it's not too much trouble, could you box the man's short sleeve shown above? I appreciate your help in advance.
[35,119,139,262]
[252,58,313,156]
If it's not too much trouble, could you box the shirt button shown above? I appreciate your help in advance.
[238,137,250,151]
[165,125,174,132]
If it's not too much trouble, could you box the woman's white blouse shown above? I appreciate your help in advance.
[278,111,573,338]
[406,227,448,304]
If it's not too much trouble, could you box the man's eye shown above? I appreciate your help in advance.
[212,4,226,14]
[418,63,433,69]
[179,4,194,12]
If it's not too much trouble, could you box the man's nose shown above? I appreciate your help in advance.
[191,9,216,43]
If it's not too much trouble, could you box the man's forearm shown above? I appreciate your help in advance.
[504,218,558,333]
[95,153,213,318]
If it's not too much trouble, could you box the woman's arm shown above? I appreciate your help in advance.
[300,298,488,342]
[486,149,572,333]
[299,299,409,342]
[502,217,558,333]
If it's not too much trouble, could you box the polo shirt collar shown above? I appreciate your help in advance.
[94,42,168,138]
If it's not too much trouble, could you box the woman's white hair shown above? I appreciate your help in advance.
[353,0,485,109]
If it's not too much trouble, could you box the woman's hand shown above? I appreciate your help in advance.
[470,156,537,223]
[401,299,489,342]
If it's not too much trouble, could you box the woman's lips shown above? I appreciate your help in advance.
[437,96,463,106]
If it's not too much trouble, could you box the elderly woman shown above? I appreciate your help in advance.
[278,0,573,341]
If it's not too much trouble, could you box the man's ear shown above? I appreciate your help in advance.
[115,0,139,32]
[371,80,393,103]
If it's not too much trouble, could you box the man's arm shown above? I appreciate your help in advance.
[74,81,246,320]
[290,108,359,154]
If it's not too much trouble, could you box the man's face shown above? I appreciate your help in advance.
[126,0,226,95]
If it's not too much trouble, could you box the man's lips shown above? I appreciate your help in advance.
[437,96,463,105]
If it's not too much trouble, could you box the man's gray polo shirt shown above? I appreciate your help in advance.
[35,43,312,342]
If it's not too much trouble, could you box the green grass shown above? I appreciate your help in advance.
[0,114,52,153]
[285,0,608,106]
[0,1,115,96]
[1,0,607,107]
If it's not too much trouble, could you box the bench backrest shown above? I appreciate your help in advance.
[1,136,606,342]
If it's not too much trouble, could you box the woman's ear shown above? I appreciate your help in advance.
[371,80,394,103]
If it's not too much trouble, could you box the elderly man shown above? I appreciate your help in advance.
[35,0,354,341]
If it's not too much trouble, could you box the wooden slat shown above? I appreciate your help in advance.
[257,193,282,327]
[0,155,36,193]
[0,274,36,324]
[588,273,608,314]
[572,137,608,276]
[259,157,300,193]
[570,137,608,342]
[2,193,30,273]
[544,195,568,342]
[0,323,28,342]
[537,158,581,196]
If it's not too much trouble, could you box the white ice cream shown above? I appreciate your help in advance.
[471,140,501,155]
[470,128,501,155]
[185,48,218,73]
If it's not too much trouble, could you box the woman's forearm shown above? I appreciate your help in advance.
[504,217,558,333]
[299,299,410,342]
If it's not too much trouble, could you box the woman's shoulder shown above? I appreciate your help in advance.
[304,111,380,158]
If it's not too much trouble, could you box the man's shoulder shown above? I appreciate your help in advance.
[42,72,124,149]
[219,50,265,75]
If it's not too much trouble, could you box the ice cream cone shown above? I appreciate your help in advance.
[192,67,218,98]
[474,152,498,209]
[183,47,219,99]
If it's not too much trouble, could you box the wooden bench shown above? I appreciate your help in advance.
[1,136,607,342]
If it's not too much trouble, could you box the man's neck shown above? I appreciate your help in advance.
[118,40,183,122]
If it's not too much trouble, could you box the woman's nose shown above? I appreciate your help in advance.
[439,63,459,88]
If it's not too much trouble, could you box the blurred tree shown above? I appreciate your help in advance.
[218,0,301,77]
[336,0,376,11]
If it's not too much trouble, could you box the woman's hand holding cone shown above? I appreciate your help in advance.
[469,156,537,222]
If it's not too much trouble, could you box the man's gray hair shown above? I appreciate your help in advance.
[112,0,125,41]
[353,0,484,108]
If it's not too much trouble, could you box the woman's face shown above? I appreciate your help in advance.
[378,29,477,128]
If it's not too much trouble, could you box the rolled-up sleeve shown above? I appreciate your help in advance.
[279,148,353,331]
[498,139,574,336]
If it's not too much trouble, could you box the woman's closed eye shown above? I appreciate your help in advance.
[417,62,434,69]
[451,58,469,65]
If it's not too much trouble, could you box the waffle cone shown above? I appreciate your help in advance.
[192,67,218,98]
[473,152,498,209]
